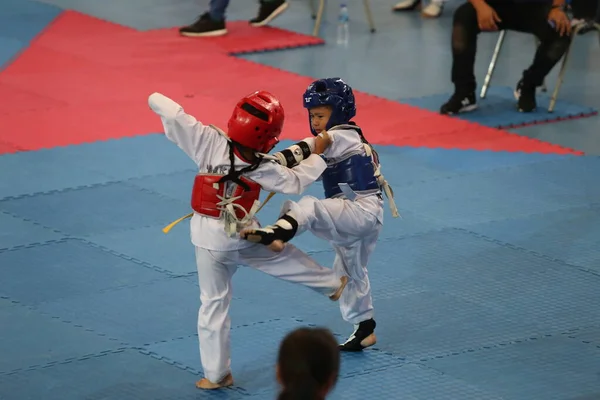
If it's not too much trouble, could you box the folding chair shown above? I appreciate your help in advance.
[481,23,600,112]
[309,0,376,37]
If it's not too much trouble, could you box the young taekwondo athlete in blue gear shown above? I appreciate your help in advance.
[241,78,399,352]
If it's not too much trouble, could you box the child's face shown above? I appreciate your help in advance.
[309,106,332,134]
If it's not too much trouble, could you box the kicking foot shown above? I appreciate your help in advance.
[339,318,377,351]
[240,228,286,252]
[196,373,233,390]
[329,276,348,301]
[240,214,298,252]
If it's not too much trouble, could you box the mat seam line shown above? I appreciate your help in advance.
[454,227,600,278]
[348,329,590,378]
[0,348,130,376]
[0,168,196,203]
[0,295,129,356]
[0,209,67,237]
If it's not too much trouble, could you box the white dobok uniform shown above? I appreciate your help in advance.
[148,93,342,383]
[280,126,390,326]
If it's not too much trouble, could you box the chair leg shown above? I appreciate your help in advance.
[363,0,376,33]
[312,0,326,37]
[481,30,506,99]
[548,23,586,112]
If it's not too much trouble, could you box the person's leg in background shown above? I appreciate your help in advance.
[180,0,289,37]
[503,3,571,112]
[250,0,290,27]
[180,0,230,37]
[392,0,448,18]
[439,1,482,115]
[440,1,570,115]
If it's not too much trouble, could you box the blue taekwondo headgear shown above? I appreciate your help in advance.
[302,77,356,136]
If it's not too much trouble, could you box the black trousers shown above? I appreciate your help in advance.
[570,0,599,20]
[451,1,571,92]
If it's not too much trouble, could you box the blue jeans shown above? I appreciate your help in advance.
[208,0,278,20]
[209,0,230,21]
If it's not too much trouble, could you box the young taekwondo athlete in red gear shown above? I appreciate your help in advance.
[148,91,348,391]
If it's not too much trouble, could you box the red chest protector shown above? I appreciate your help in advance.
[191,174,262,219]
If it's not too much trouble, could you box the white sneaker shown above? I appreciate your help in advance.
[422,1,443,18]
[393,0,421,12]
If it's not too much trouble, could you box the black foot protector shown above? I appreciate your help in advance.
[242,214,298,245]
[339,318,377,352]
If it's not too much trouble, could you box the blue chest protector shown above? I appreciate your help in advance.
[320,125,380,199]
[321,153,379,199]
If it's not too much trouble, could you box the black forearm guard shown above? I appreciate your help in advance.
[273,140,312,168]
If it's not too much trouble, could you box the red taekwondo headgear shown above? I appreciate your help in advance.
[227,90,285,153]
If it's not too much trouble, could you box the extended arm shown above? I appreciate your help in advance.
[249,154,327,195]
[148,92,217,165]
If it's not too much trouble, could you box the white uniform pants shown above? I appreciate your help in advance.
[194,243,340,383]
[281,195,383,326]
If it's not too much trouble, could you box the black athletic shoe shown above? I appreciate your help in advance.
[339,318,377,352]
[440,91,477,115]
[179,12,227,37]
[250,0,289,27]
[514,79,537,112]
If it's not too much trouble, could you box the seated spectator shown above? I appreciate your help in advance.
[393,0,448,18]
[570,0,600,33]
[180,0,288,37]
[441,0,571,114]
[277,327,340,400]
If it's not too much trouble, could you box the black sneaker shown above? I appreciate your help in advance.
[250,0,289,27]
[179,12,227,37]
[440,91,477,115]
[339,318,377,352]
[514,79,537,112]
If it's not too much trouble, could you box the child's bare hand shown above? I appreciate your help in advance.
[313,131,332,154]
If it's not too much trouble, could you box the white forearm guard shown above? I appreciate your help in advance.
[273,140,313,168]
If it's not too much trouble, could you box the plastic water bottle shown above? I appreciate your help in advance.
[337,3,349,45]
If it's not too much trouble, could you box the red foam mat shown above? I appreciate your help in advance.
[0,140,22,154]
[0,10,581,155]
[176,21,325,54]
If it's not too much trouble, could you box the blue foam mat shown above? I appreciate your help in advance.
[0,298,120,374]
[0,135,570,203]
[34,275,317,346]
[332,229,600,359]
[565,326,600,348]
[392,147,571,174]
[0,135,197,200]
[144,318,404,396]
[396,156,599,227]
[424,334,600,400]
[0,211,64,250]
[328,363,503,400]
[0,182,190,237]
[0,36,25,70]
[465,204,600,273]
[1,0,63,16]
[2,134,600,399]
[0,0,62,69]
[401,86,598,128]
[34,277,201,346]
[0,239,170,306]
[84,225,198,276]
[0,348,234,400]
